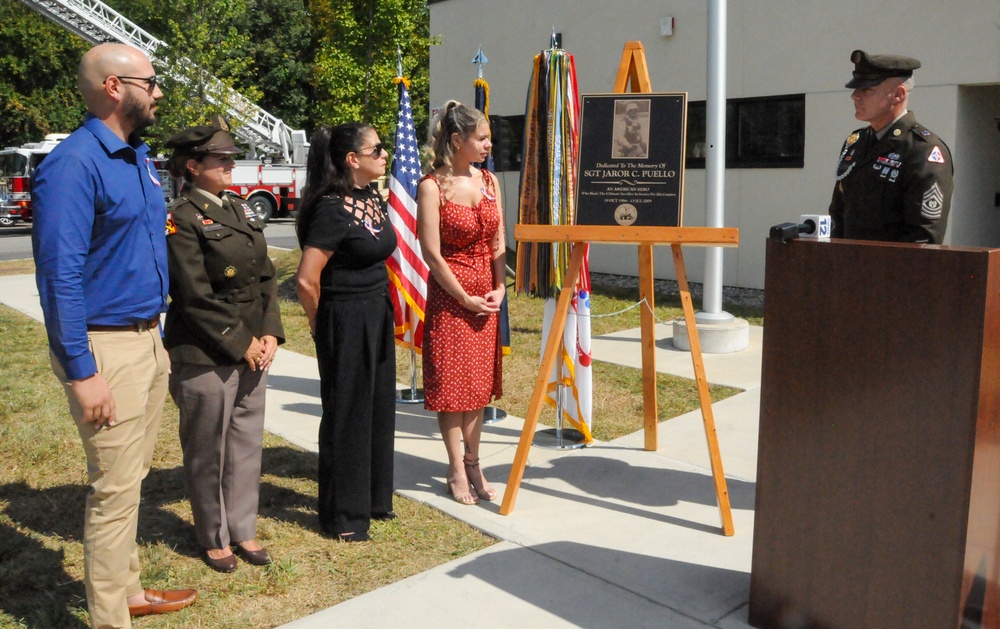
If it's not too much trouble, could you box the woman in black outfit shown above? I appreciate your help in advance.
[295,123,397,541]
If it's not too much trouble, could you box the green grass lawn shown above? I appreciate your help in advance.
[0,251,755,628]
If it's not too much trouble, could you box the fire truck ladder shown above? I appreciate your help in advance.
[17,0,295,161]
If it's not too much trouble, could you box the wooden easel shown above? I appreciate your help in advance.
[500,42,737,537]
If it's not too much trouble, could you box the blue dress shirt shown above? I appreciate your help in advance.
[32,115,169,380]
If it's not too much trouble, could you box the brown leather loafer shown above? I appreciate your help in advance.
[234,544,272,566]
[128,588,197,617]
[202,549,238,573]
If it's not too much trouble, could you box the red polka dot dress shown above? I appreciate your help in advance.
[421,173,503,412]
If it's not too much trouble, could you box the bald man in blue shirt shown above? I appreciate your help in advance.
[32,43,196,628]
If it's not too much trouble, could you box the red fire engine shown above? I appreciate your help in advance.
[229,159,305,223]
[0,134,68,226]
[155,158,305,223]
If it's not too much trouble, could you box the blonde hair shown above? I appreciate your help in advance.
[426,100,487,172]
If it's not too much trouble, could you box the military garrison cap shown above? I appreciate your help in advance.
[164,114,243,155]
[845,50,921,89]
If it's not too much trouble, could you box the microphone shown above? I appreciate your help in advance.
[769,215,832,242]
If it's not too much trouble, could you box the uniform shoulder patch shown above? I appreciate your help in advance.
[927,145,946,164]
[165,212,176,236]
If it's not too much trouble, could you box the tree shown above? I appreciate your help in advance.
[241,0,315,132]
[0,2,89,147]
[104,0,262,152]
[310,0,433,151]
[109,0,316,139]
[0,0,434,160]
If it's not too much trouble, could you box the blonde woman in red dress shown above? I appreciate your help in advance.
[417,101,505,505]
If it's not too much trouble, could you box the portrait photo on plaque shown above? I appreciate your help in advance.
[576,93,687,227]
[612,100,650,159]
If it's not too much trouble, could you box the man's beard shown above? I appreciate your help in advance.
[122,89,156,133]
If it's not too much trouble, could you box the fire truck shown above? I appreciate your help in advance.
[229,158,305,223]
[156,140,308,223]
[157,157,306,223]
[0,134,68,226]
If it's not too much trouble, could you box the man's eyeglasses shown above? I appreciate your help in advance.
[105,75,158,91]
[357,143,385,158]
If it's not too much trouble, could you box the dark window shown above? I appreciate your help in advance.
[0,153,28,177]
[686,94,804,168]
[490,114,524,172]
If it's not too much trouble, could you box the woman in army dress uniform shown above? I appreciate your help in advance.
[163,117,284,572]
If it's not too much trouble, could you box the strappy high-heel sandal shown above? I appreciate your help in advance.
[447,474,479,505]
[463,456,497,501]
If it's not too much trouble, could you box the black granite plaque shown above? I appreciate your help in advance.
[576,93,686,226]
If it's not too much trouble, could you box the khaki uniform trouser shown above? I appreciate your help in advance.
[51,328,168,629]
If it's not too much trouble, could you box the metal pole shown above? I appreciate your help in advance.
[409,348,418,391]
[395,344,424,403]
[698,0,733,324]
[533,342,584,450]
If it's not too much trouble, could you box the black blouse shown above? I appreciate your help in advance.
[302,188,398,297]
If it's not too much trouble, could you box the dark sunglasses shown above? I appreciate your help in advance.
[357,143,385,158]
[105,75,158,91]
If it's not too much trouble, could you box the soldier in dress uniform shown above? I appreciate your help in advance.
[829,49,954,243]
[162,116,284,573]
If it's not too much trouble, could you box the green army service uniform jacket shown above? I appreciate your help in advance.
[164,185,284,365]
[829,111,954,244]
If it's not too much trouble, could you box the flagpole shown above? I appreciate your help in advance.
[700,0,730,324]
[472,44,507,424]
[532,347,585,450]
[674,0,748,355]
[396,346,422,403]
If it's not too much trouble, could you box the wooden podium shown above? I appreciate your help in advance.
[749,239,1000,629]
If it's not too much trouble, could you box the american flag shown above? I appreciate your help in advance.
[386,79,429,350]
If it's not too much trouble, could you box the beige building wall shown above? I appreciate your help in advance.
[429,0,1000,289]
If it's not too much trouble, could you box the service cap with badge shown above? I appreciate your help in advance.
[845,50,921,89]
[164,114,244,156]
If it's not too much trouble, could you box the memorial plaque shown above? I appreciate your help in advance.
[576,93,686,226]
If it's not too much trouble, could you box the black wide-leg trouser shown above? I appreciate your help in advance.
[314,289,396,536]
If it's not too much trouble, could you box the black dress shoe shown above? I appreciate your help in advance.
[234,544,272,566]
[372,511,397,521]
[202,550,237,573]
[335,530,370,542]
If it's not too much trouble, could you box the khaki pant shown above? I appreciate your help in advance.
[51,328,168,629]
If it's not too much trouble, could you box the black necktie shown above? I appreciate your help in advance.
[863,127,878,160]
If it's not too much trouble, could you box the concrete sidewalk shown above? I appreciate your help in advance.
[0,273,762,629]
